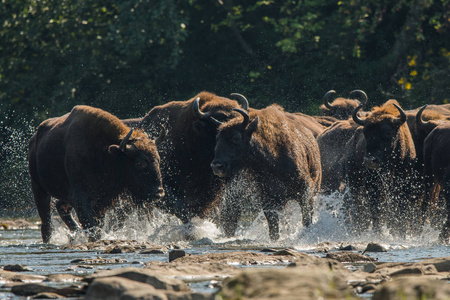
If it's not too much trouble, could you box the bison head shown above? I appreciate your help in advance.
[108,128,165,203]
[191,93,249,136]
[320,90,368,120]
[352,100,407,170]
[211,109,259,178]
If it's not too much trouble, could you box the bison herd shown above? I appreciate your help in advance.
[28,91,450,243]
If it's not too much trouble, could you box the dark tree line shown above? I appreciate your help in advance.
[0,0,449,215]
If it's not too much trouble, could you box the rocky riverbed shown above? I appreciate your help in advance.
[0,234,449,300]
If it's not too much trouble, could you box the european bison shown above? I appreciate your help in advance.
[122,92,249,224]
[345,100,420,235]
[422,120,450,242]
[317,119,360,193]
[211,105,322,240]
[316,90,368,193]
[320,90,368,120]
[28,105,164,243]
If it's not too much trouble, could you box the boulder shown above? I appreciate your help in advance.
[10,283,84,297]
[3,264,32,272]
[0,270,46,282]
[372,277,450,300]
[84,267,189,291]
[85,276,213,300]
[364,243,387,253]
[326,251,377,263]
[216,267,357,300]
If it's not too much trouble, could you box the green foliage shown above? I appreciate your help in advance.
[0,0,449,215]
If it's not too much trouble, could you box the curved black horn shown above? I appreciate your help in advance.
[393,103,407,126]
[323,90,336,109]
[230,93,249,110]
[352,105,366,126]
[210,117,223,127]
[193,97,208,119]
[233,108,250,127]
[415,105,428,129]
[349,90,368,105]
[119,129,133,152]
[155,127,166,146]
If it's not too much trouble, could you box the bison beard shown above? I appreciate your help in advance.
[28,105,164,243]
[211,106,322,240]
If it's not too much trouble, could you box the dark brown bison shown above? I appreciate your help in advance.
[320,90,368,120]
[344,100,420,235]
[122,92,249,224]
[28,105,164,243]
[211,105,322,240]
[422,120,450,242]
[291,112,327,137]
[317,119,360,193]
[406,104,450,173]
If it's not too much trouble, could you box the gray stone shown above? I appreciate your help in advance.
[169,250,186,262]
[363,243,387,253]
[3,264,32,272]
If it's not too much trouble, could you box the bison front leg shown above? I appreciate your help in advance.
[55,201,80,232]
[220,194,242,237]
[31,181,52,243]
[70,187,100,241]
[263,210,280,241]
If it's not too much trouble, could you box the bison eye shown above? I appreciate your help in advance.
[135,159,148,170]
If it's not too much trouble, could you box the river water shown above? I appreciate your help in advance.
[0,193,448,299]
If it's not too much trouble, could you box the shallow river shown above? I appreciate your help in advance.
[0,194,448,299]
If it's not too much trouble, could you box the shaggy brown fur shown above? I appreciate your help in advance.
[29,105,164,243]
[212,105,321,240]
[122,92,248,224]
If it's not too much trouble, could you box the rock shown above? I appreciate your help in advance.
[70,257,127,265]
[372,277,450,300]
[85,276,161,300]
[33,292,64,299]
[140,249,165,254]
[85,276,212,300]
[62,240,168,253]
[10,283,84,297]
[0,270,46,282]
[44,274,82,282]
[364,243,387,253]
[326,251,377,263]
[339,245,357,251]
[362,262,377,273]
[216,267,357,300]
[0,219,39,230]
[84,267,190,291]
[143,261,239,277]
[169,249,186,262]
[418,257,450,272]
[272,249,297,256]
[3,264,32,272]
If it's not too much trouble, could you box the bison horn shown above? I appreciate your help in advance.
[120,129,133,152]
[352,105,366,126]
[323,90,336,109]
[416,105,428,129]
[230,93,249,110]
[155,127,166,146]
[233,108,250,127]
[193,97,208,120]
[349,90,368,105]
[210,117,223,126]
[393,103,407,126]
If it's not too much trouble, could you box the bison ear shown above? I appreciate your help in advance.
[108,145,121,156]
[246,116,259,133]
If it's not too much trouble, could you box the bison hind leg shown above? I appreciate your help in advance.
[31,182,52,243]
